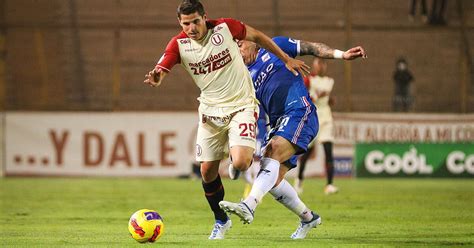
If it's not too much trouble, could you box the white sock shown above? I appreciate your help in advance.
[243,157,280,211]
[269,179,313,222]
[243,160,260,184]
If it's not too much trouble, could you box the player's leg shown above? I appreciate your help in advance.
[241,158,261,198]
[269,162,322,239]
[298,146,313,180]
[217,107,260,223]
[227,107,259,180]
[242,135,297,210]
[241,133,265,197]
[196,114,232,239]
[220,106,318,223]
[323,142,334,185]
[228,145,254,180]
[201,160,228,221]
[322,141,338,195]
[219,135,296,224]
[201,161,232,239]
[229,146,254,170]
[273,162,317,222]
[294,144,315,195]
[220,97,318,223]
[317,119,338,194]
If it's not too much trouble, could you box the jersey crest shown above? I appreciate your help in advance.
[211,33,224,46]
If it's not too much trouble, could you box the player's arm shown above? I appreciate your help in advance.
[245,25,310,76]
[300,41,367,60]
[144,37,180,87]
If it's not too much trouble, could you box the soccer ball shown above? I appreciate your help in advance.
[128,209,164,243]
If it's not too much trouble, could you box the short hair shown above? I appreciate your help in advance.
[177,0,205,19]
[397,57,407,65]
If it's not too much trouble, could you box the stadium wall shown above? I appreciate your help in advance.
[2,0,474,113]
[3,112,473,178]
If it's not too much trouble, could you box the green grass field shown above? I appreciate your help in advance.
[0,177,473,247]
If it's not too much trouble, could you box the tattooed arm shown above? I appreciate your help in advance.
[299,41,335,58]
[299,40,367,60]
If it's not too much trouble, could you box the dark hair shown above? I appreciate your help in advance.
[396,57,407,65]
[177,0,205,19]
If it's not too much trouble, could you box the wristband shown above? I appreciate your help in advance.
[333,49,344,59]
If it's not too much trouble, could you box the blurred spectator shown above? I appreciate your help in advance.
[393,57,414,112]
[430,0,447,25]
[409,0,428,23]
[296,58,338,195]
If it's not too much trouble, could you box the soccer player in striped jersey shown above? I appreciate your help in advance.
[219,36,366,239]
[143,0,310,240]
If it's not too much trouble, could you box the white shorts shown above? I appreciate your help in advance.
[316,120,334,143]
[195,106,259,162]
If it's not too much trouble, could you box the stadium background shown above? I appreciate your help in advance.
[0,0,472,177]
[0,0,473,246]
[1,0,473,112]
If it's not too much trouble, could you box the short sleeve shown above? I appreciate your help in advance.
[220,18,247,40]
[272,36,300,58]
[155,36,181,72]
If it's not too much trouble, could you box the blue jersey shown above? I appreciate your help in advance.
[247,37,312,124]
[247,37,319,165]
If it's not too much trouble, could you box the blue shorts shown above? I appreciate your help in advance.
[264,102,319,169]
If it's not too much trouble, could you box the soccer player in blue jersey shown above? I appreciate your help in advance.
[220,37,366,239]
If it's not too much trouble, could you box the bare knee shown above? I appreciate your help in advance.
[264,141,279,158]
[263,136,297,163]
[231,155,253,171]
[200,161,220,183]
[230,146,254,171]
[200,169,215,183]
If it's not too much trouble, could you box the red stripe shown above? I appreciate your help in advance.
[131,219,146,237]
[302,96,310,107]
[205,184,223,196]
[292,97,312,144]
[148,225,162,242]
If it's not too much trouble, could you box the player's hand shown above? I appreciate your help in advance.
[285,57,310,77]
[343,46,368,60]
[144,69,161,87]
